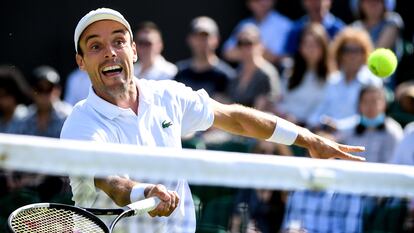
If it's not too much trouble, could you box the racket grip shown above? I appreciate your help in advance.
[127,197,160,215]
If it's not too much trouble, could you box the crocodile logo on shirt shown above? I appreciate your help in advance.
[162,120,173,129]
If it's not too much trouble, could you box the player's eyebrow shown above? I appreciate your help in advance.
[85,34,99,45]
[112,29,127,36]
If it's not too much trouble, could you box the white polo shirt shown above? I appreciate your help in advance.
[60,78,214,233]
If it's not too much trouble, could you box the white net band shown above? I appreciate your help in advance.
[1,133,413,198]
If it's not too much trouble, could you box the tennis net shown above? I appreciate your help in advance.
[0,133,413,232]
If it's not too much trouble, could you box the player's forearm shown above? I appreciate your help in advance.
[212,101,275,139]
[95,176,137,206]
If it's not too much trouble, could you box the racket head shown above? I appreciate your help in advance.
[8,203,109,233]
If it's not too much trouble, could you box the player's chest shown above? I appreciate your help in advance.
[111,105,181,147]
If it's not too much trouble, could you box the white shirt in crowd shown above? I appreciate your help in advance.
[60,78,214,233]
[134,55,178,81]
[278,71,326,123]
[64,69,91,106]
[223,10,292,56]
[390,124,414,165]
[307,66,383,129]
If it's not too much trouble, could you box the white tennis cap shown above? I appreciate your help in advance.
[74,8,133,53]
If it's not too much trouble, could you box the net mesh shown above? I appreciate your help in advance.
[1,133,414,233]
[10,205,106,233]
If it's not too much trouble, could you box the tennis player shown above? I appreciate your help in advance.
[61,8,365,233]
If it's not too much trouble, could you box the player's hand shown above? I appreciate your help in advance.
[145,184,179,217]
[296,128,366,161]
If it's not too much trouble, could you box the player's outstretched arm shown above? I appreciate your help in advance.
[211,100,365,161]
[95,176,179,217]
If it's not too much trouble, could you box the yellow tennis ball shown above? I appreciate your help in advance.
[367,48,398,78]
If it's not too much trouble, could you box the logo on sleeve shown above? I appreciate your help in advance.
[162,120,173,129]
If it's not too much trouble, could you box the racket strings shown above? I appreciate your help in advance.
[10,207,106,233]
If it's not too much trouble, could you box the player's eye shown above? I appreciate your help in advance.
[114,39,125,46]
[89,43,101,51]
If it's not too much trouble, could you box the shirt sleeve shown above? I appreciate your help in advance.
[168,81,214,136]
[60,110,108,207]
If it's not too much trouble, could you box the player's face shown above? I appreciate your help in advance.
[76,20,137,99]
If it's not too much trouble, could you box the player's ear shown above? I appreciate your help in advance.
[132,41,138,63]
[76,54,86,71]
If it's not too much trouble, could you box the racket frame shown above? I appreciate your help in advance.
[8,197,159,233]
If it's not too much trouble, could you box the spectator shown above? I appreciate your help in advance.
[277,23,331,127]
[284,0,345,56]
[1,66,74,230]
[222,0,292,65]
[0,65,31,133]
[208,24,288,223]
[342,85,403,163]
[351,0,404,89]
[228,23,280,111]
[175,16,236,101]
[133,21,177,81]
[64,68,90,106]
[282,85,403,233]
[16,65,72,138]
[350,0,403,56]
[0,64,31,211]
[307,27,382,131]
[387,81,414,128]
[388,123,414,232]
[348,87,405,233]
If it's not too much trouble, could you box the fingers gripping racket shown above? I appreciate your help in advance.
[8,197,160,233]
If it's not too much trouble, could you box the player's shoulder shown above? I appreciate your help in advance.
[62,100,95,128]
[60,100,107,141]
[138,79,190,100]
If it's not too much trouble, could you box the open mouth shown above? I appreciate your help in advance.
[102,65,123,76]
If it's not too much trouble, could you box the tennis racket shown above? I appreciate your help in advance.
[8,197,160,233]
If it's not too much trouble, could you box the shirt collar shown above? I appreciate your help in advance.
[86,78,153,120]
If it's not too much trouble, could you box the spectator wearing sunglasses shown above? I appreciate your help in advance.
[307,27,382,132]
[222,0,292,65]
[229,23,280,111]
[15,65,72,138]
[133,21,177,81]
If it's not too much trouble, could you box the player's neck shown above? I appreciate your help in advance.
[115,86,139,114]
[96,83,139,114]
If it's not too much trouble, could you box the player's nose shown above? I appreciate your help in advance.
[104,44,117,58]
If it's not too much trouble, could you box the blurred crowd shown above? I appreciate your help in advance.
[1,0,414,232]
